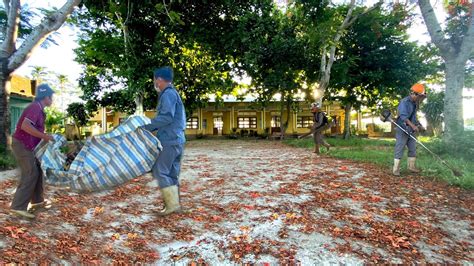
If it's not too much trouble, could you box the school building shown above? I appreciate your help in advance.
[88,96,391,138]
[9,75,37,133]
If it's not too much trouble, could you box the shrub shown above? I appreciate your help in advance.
[0,146,16,170]
[427,132,474,162]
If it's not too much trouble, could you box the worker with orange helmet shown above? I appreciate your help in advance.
[393,83,427,176]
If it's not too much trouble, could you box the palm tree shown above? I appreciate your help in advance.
[30,66,48,83]
[57,74,68,111]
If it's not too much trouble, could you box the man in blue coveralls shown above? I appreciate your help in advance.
[393,83,426,176]
[144,66,186,216]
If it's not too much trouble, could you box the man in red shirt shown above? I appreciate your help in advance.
[10,84,55,219]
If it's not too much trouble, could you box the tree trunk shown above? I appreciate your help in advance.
[313,1,382,103]
[425,123,435,137]
[134,93,144,115]
[117,3,143,114]
[0,0,80,148]
[418,0,473,142]
[279,95,285,140]
[0,71,11,148]
[284,99,291,139]
[443,61,465,143]
[343,103,352,140]
[433,124,442,137]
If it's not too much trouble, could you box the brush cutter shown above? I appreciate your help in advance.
[380,110,462,177]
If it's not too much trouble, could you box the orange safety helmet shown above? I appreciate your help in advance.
[411,83,426,95]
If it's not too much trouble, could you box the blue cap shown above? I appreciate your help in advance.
[153,66,173,82]
[35,83,55,101]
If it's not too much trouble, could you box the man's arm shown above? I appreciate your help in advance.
[21,119,53,141]
[314,113,324,129]
[398,101,419,133]
[144,90,177,131]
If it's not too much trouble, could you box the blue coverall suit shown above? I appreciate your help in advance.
[144,85,186,188]
[394,96,419,159]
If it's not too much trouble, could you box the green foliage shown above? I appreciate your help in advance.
[45,107,65,133]
[443,2,474,47]
[466,117,474,127]
[0,146,16,170]
[75,0,254,114]
[425,132,474,162]
[421,90,444,136]
[328,6,438,113]
[66,103,89,127]
[235,3,305,102]
[0,4,58,48]
[0,5,35,41]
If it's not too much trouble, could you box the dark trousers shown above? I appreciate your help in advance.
[10,138,44,211]
[394,128,417,159]
[152,144,184,189]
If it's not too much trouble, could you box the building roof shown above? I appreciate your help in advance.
[10,75,35,98]
[208,93,306,103]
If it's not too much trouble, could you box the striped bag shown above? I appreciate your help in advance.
[35,115,162,192]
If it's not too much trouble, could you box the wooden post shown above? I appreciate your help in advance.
[101,107,107,133]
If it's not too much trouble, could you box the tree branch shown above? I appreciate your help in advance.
[7,0,81,72]
[347,0,383,27]
[338,0,356,37]
[418,0,451,56]
[3,0,10,15]
[320,45,327,76]
[0,0,20,56]
[459,6,474,62]
[317,0,381,98]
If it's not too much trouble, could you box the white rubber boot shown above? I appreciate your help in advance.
[408,157,421,173]
[157,185,181,216]
[393,159,401,176]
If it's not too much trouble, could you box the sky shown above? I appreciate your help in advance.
[13,1,82,82]
[8,0,474,119]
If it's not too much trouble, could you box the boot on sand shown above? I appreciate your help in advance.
[10,209,35,219]
[313,144,320,154]
[157,185,181,216]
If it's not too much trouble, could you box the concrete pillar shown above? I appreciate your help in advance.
[231,106,235,130]
[101,107,107,133]
[263,107,266,131]
[357,111,362,131]
[198,108,202,131]
[295,112,298,132]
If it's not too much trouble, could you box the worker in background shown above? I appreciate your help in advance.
[299,103,331,154]
[10,84,55,219]
[143,66,186,216]
[393,83,427,176]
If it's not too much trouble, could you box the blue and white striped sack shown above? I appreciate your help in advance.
[35,115,162,192]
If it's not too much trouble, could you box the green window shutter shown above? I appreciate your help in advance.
[10,106,24,134]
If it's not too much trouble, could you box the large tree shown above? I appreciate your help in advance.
[75,0,254,116]
[329,5,437,139]
[233,1,307,138]
[417,0,474,142]
[0,0,81,147]
[294,0,383,104]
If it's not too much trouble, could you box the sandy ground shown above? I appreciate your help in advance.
[0,139,472,264]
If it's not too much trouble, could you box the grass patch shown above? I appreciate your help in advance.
[284,137,474,189]
[0,146,16,171]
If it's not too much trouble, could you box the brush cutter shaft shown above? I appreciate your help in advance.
[380,109,462,177]
[388,118,454,169]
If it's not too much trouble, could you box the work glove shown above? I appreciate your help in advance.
[410,126,420,134]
